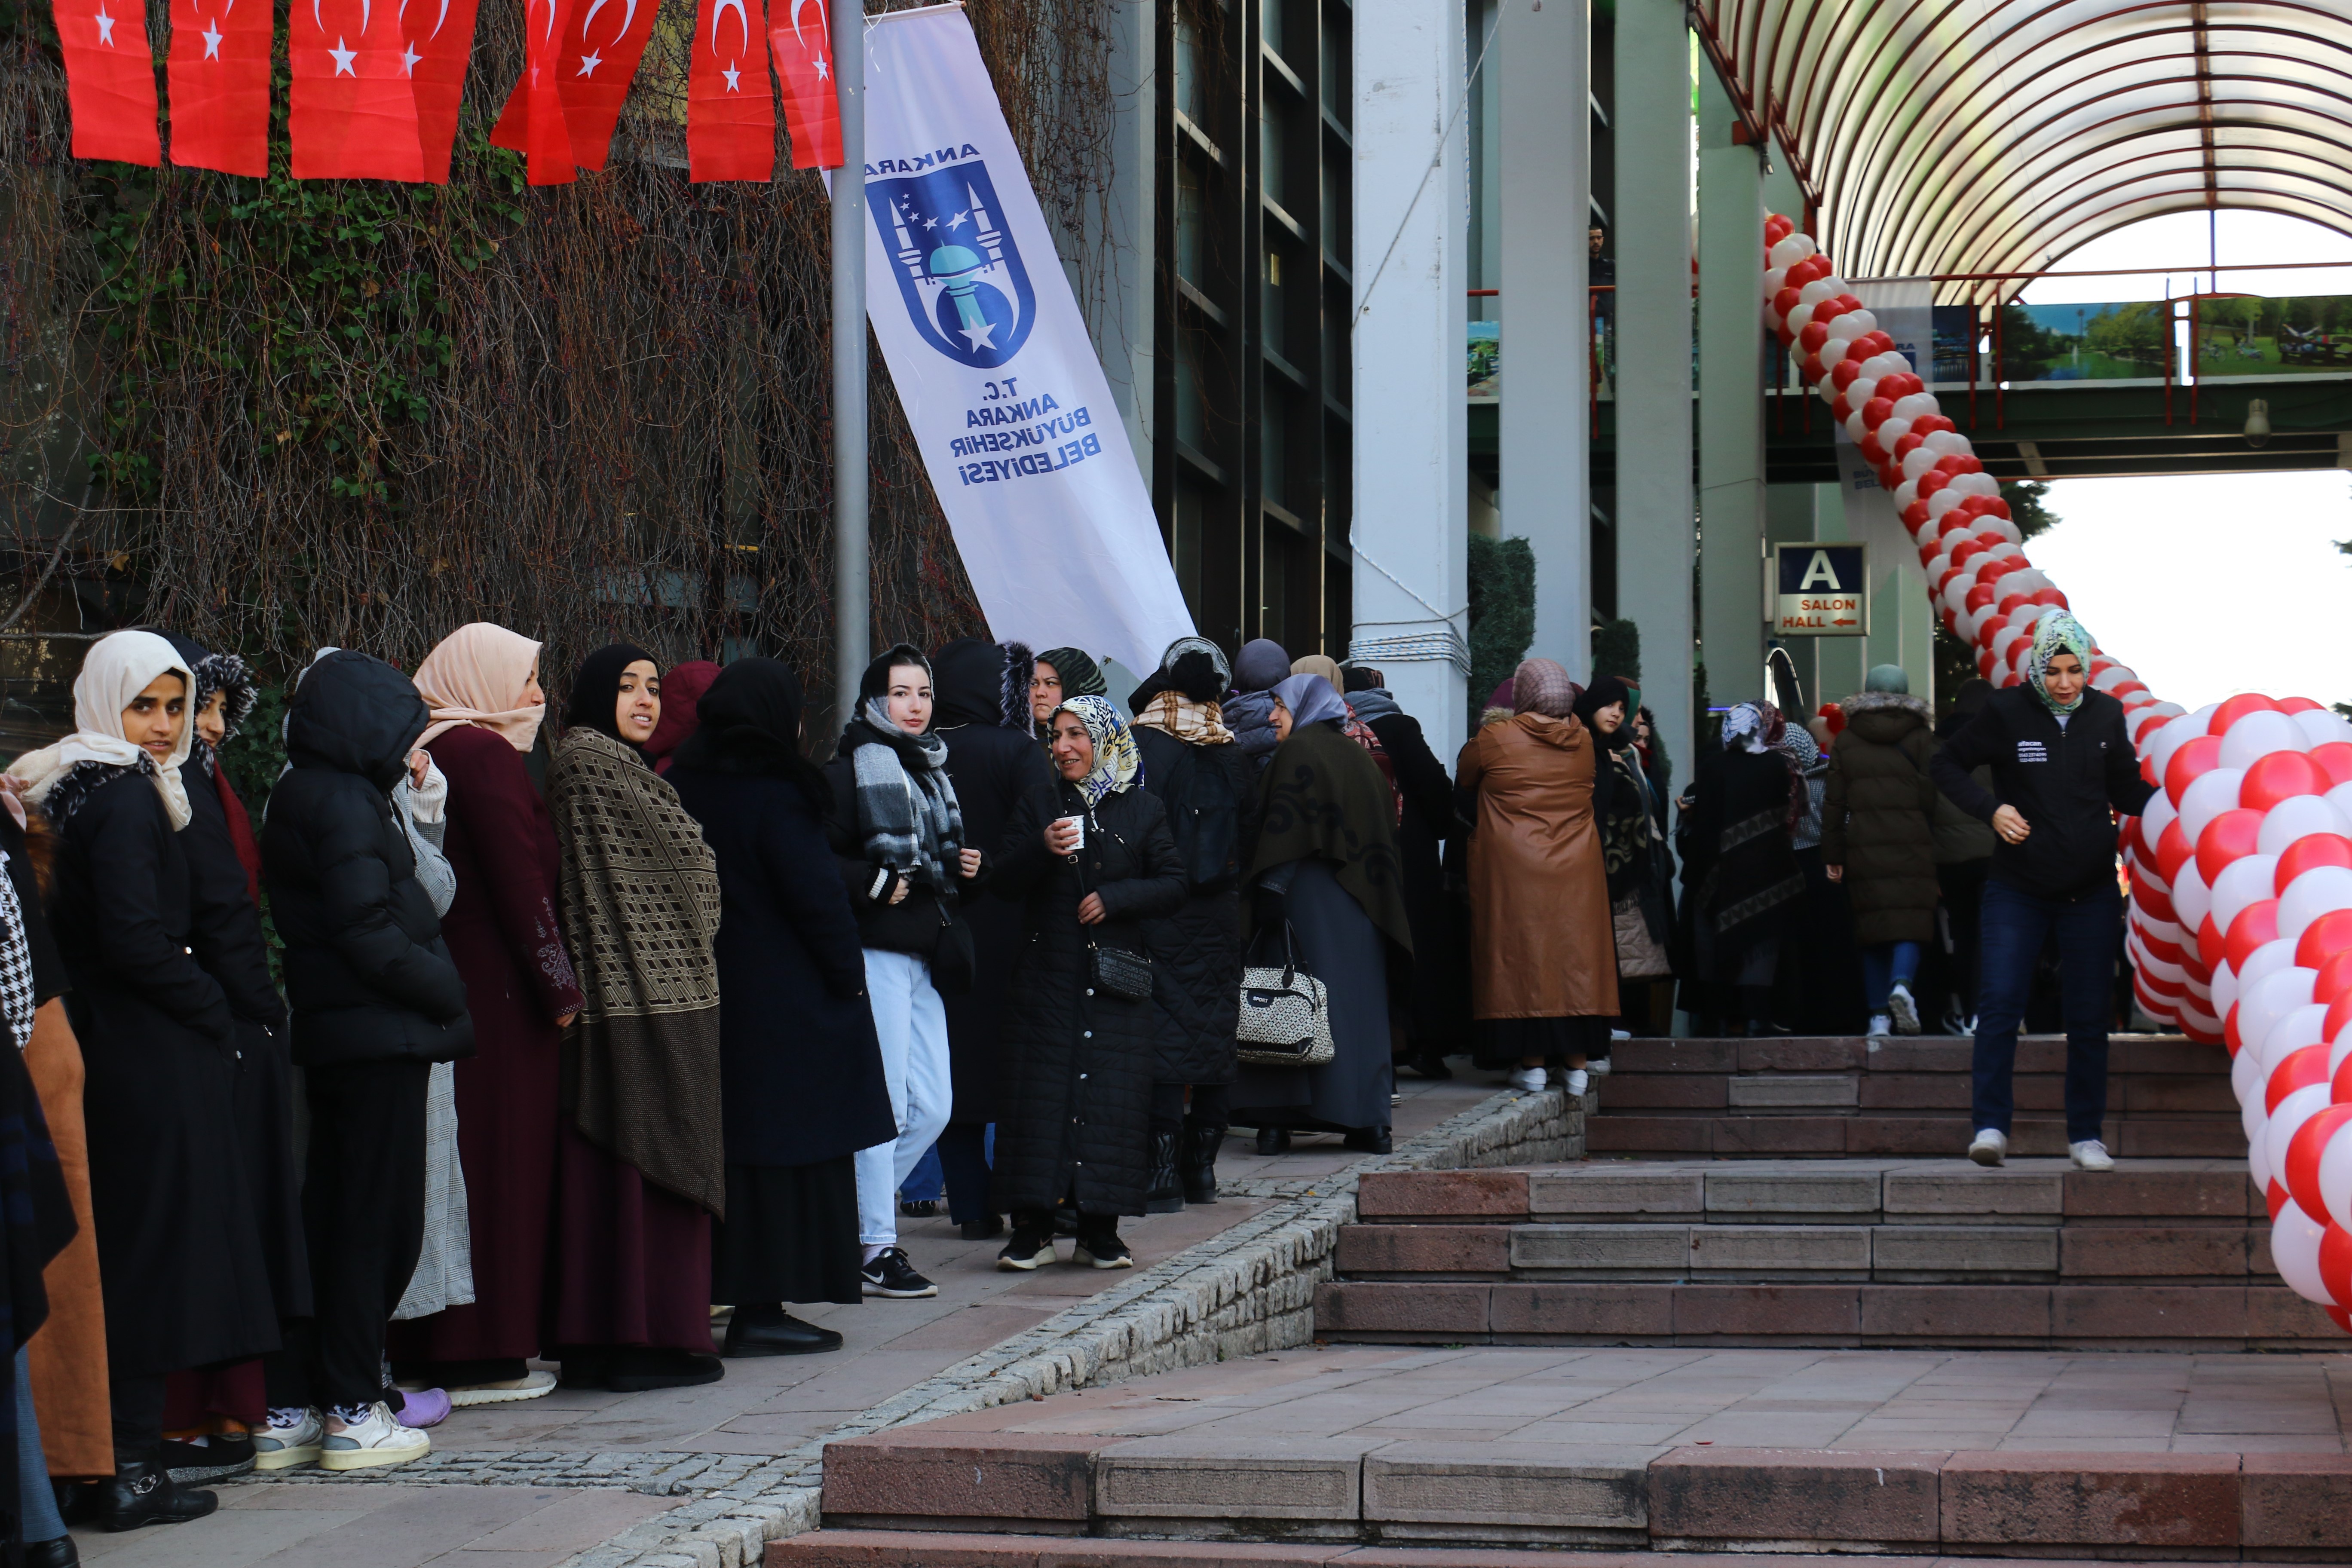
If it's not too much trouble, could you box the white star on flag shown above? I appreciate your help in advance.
[401,41,421,73]
[577,49,603,75]
[813,54,827,79]
[329,34,357,73]
[947,210,969,231]
[722,60,741,90]
[202,18,224,55]
[93,3,116,44]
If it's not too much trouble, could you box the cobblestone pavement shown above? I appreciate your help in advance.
[89,1071,1561,1567]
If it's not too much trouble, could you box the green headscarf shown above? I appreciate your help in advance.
[2027,608,2093,716]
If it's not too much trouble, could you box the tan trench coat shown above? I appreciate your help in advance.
[1457,713,1620,1020]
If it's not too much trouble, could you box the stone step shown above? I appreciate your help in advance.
[1312,1279,2343,1348]
[1611,1033,2221,1078]
[1582,1113,2239,1159]
[1596,1070,2236,1115]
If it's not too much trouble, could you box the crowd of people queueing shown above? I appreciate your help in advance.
[0,605,2151,1559]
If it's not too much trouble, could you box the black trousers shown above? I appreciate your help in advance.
[1148,1082,1231,1136]
[937,1122,994,1226]
[268,1059,429,1412]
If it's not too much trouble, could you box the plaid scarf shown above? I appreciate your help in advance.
[849,699,964,889]
[1132,690,1234,746]
[0,848,35,1050]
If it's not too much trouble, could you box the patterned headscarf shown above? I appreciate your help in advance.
[2027,608,2093,716]
[1512,658,1578,719]
[1052,694,1142,807]
[1722,701,1771,753]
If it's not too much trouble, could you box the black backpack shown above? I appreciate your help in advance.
[1156,741,1243,894]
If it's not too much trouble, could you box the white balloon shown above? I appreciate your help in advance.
[2138,942,2187,985]
[1770,235,1815,270]
[1820,338,1854,373]
[2278,864,2352,943]
[2147,712,2208,782]
[2328,782,2352,824]
[1786,303,1816,337]
[2248,1114,2275,1191]
[2241,937,2303,1005]
[1876,416,1911,449]
[2171,857,2212,933]
[1927,488,1967,521]
[2257,1002,2330,1078]
[1845,411,1870,444]
[2331,1017,2352,1078]
[1764,266,1789,297]
[2189,701,2222,734]
[2141,788,2179,849]
[2232,1035,2265,1104]
[2179,769,2249,848]
[2210,852,2281,936]
[1895,481,1922,511]
[2270,1197,2336,1306]
[1900,447,1940,481]
[2318,1117,2352,1231]
[1953,472,2001,498]
[1923,430,1972,456]
[1798,279,1838,305]
[2239,966,2318,1069]
[1848,376,1879,408]
[1893,392,1938,421]
[1841,309,1878,337]
[2258,795,2352,856]
[2294,708,2352,749]
[2219,709,2310,769]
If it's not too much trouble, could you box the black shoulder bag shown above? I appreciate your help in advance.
[1075,806,1155,1001]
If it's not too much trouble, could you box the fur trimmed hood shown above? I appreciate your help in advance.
[1840,689,1932,722]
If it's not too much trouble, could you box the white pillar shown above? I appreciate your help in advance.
[1696,67,1765,723]
[1499,0,1588,676]
[1351,0,1469,746]
[1084,0,1155,479]
[1611,0,1693,791]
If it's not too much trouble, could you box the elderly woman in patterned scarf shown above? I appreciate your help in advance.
[987,695,1187,1272]
[545,644,726,1393]
[1930,607,2154,1173]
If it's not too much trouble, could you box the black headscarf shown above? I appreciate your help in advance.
[158,629,258,775]
[1573,675,1635,753]
[1125,636,1229,710]
[931,637,1033,730]
[671,658,830,810]
[1034,647,1104,700]
[564,642,661,751]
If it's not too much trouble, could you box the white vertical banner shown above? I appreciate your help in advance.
[858,6,1194,675]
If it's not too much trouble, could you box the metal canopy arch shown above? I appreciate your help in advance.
[1694,0,2352,291]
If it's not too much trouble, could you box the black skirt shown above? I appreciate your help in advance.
[1471,1015,1614,1070]
[710,1155,864,1307]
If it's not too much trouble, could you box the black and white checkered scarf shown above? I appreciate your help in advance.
[0,848,37,1050]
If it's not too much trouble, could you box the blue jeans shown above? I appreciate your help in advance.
[1862,941,1922,1013]
[15,1346,64,1544]
[1971,877,2120,1143]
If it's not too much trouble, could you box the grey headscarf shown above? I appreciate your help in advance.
[1271,673,1349,729]
[1233,638,1292,694]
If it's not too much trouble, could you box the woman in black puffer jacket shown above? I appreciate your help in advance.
[989,696,1186,1270]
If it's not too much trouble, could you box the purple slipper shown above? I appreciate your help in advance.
[397,1387,453,1428]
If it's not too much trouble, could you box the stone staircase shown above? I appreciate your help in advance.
[1586,1033,2238,1158]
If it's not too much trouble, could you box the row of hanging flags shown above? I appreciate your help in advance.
[52,0,844,182]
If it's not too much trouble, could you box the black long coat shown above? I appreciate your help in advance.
[939,719,1055,1121]
[1358,704,1459,1044]
[52,770,281,1378]
[1130,725,1253,1087]
[670,768,896,1168]
[1820,691,1941,945]
[989,781,1186,1217]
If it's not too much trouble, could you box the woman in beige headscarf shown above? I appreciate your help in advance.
[386,625,585,1404]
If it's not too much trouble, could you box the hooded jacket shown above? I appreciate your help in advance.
[1821,689,1941,945]
[261,651,475,1066]
[1929,683,2155,901]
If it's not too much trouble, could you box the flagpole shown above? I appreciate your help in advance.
[832,0,868,726]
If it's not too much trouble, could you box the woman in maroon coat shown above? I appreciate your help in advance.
[388,623,584,1403]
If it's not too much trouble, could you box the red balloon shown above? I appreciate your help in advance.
[2298,906,2352,970]
[1861,396,1894,430]
[2211,693,2280,734]
[2195,809,2266,887]
[2128,867,2176,922]
[1789,256,1831,286]
[1997,591,2034,618]
[1979,497,2013,521]
[2112,682,2150,701]
[1918,471,1953,500]
[2197,912,2226,974]
[2279,697,2324,715]
[1773,286,1803,318]
[1963,582,1995,612]
[2312,946,2352,1011]
[1975,647,1998,680]
[2325,983,2352,1044]
[1892,432,1925,461]
[1882,372,1923,399]
[1902,502,1931,530]
[2152,818,2195,885]
[1976,556,2023,585]
[1831,360,1864,391]
[2279,833,2352,892]
[1914,413,1956,436]
[2033,588,2068,609]
[2283,1104,2352,1224]
[2266,1044,2334,1113]
[2243,750,2331,813]
[2320,1226,2352,1311]
[2164,735,2224,807]
[2311,742,2352,787]
[2226,1001,2246,1055]
[2226,899,2281,974]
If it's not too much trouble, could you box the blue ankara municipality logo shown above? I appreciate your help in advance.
[870,158,1034,370]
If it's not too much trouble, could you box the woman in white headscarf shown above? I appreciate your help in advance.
[8,631,277,1528]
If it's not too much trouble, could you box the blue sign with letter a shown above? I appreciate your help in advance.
[870,159,1036,370]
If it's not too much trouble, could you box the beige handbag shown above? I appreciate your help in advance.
[1612,894,1672,979]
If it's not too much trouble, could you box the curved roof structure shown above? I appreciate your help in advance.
[1692,0,2352,285]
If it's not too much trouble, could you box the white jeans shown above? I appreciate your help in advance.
[854,948,955,1249]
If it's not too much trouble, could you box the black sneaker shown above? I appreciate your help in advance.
[898,1198,940,1218]
[995,1228,1057,1271]
[860,1246,938,1298]
[1073,1225,1133,1269]
[959,1215,1005,1241]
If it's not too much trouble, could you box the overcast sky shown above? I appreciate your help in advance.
[2010,213,2352,710]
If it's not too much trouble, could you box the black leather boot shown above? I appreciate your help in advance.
[1180,1123,1225,1204]
[21,1534,76,1568]
[100,1458,217,1531]
[723,1305,843,1357]
[1256,1124,1291,1155]
[1343,1125,1393,1155]
[1144,1130,1184,1213]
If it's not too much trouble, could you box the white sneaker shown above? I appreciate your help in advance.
[319,1401,431,1471]
[1588,1057,1613,1075]
[1507,1066,1547,1093]
[444,1370,557,1407]
[1887,983,1921,1035]
[1867,1014,1892,1038]
[1968,1129,2008,1167]
[255,1406,323,1470]
[1608,1029,1631,1042]
[2070,1139,2115,1172]
[1564,1068,1590,1096]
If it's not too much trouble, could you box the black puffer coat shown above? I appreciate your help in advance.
[1821,690,1941,945]
[262,650,475,1067]
[1131,724,1255,1086]
[937,701,1056,1123]
[989,779,1186,1217]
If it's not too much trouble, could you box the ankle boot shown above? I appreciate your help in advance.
[1144,1131,1184,1213]
[1256,1124,1291,1155]
[1180,1123,1225,1204]
[101,1458,217,1531]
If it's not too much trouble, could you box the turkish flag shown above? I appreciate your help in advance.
[54,0,161,165]
[289,0,427,179]
[767,0,839,168]
[556,0,663,172]
[489,0,581,184]
[406,0,488,182]
[688,0,774,183]
[166,0,270,175]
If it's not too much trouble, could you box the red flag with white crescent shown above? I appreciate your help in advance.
[165,0,270,175]
[688,0,775,183]
[53,0,161,165]
[405,0,488,182]
[767,0,839,169]
[289,0,427,179]
[555,0,662,172]
[489,0,581,184]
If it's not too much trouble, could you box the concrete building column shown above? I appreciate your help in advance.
[1082,0,1155,478]
[1499,0,1589,676]
[1696,67,1765,730]
[1610,0,1694,789]
[1350,0,1470,744]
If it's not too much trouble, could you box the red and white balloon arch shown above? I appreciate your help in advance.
[1762,214,2352,1330]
